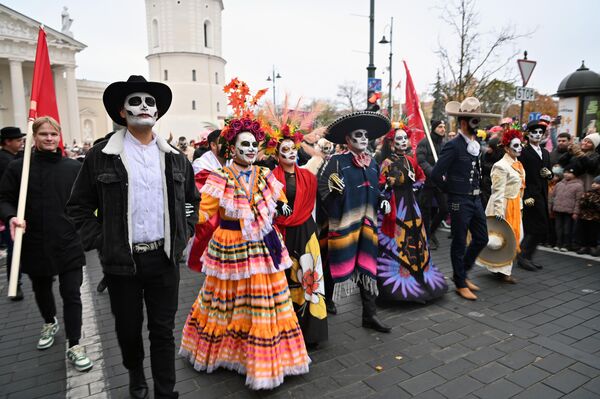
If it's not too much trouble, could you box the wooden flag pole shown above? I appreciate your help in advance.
[417,102,438,162]
[7,117,34,298]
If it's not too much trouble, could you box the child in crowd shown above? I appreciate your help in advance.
[577,175,600,256]
[550,164,584,251]
[545,165,564,248]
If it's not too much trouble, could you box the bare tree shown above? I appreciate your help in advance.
[336,82,365,112]
[435,0,533,102]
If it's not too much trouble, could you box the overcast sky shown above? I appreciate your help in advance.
[4,0,599,106]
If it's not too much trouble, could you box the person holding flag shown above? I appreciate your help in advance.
[0,117,92,371]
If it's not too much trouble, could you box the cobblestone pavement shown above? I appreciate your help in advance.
[1,237,600,399]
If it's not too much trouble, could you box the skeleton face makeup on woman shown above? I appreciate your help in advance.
[233,132,258,166]
[507,137,523,158]
[278,139,297,167]
[394,129,409,153]
[529,127,544,144]
[345,129,369,153]
[317,138,334,156]
[121,92,157,128]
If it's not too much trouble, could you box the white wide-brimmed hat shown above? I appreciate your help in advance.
[445,97,501,119]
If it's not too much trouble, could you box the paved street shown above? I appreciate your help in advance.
[1,237,600,399]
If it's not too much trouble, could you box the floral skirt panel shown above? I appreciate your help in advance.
[283,218,328,345]
[377,190,448,303]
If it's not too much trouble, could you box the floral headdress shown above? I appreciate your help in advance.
[500,129,524,147]
[385,115,411,140]
[220,78,268,157]
[261,94,324,157]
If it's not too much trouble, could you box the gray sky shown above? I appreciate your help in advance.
[4,0,599,106]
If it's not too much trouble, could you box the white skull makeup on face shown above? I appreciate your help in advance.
[529,127,544,143]
[317,138,334,156]
[508,137,523,157]
[394,129,409,152]
[233,132,258,166]
[123,92,157,128]
[346,129,369,153]
[278,139,297,167]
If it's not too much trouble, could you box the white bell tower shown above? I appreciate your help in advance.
[145,0,226,139]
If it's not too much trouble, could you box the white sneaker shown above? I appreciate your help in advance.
[553,246,560,251]
[37,317,59,350]
[66,345,93,372]
[560,247,569,252]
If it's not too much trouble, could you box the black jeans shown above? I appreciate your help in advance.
[579,219,600,247]
[421,186,448,238]
[105,249,179,399]
[448,194,488,288]
[2,228,20,285]
[29,268,83,341]
[554,212,574,248]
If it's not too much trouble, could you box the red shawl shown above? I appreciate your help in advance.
[272,164,317,238]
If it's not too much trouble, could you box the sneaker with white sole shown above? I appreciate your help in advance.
[37,317,59,350]
[66,345,93,372]
[560,247,569,252]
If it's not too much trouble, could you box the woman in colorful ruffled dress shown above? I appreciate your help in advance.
[265,115,328,347]
[377,127,448,303]
[179,79,310,390]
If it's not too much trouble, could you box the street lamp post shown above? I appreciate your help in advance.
[366,0,376,108]
[266,66,282,108]
[379,17,393,119]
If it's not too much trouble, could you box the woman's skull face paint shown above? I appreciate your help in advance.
[509,137,523,157]
[346,129,369,153]
[394,129,409,152]
[278,139,297,166]
[233,132,258,165]
[529,127,544,143]
[318,139,334,156]
[123,92,157,127]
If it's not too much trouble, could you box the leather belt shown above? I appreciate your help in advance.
[132,239,164,254]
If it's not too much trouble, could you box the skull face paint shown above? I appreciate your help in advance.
[278,139,297,167]
[317,138,334,156]
[529,127,544,143]
[123,92,158,128]
[346,129,369,153]
[508,137,523,157]
[394,129,409,152]
[233,132,258,166]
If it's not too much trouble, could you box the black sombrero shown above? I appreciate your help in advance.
[103,75,172,126]
[325,111,391,144]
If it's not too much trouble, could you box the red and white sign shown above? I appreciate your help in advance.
[517,59,537,86]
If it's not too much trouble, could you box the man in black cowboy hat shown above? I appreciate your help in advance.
[67,75,199,399]
[0,126,25,300]
[432,97,500,301]
[318,110,393,333]
[518,119,553,271]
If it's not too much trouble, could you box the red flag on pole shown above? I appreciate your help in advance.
[403,60,425,151]
[29,26,64,151]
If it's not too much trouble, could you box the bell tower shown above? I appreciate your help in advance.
[145,0,226,138]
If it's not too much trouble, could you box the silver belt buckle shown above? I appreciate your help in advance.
[135,243,150,253]
[472,189,480,195]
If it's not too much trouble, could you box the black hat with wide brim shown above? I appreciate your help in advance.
[325,111,391,145]
[0,127,25,140]
[476,216,517,268]
[526,120,548,132]
[103,75,172,126]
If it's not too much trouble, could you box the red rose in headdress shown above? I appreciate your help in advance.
[501,129,523,147]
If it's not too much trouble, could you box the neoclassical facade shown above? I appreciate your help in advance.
[0,4,110,145]
[145,0,227,139]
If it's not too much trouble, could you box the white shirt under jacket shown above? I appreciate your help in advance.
[123,131,165,243]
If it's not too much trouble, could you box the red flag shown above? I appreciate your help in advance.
[403,61,425,151]
[29,27,64,151]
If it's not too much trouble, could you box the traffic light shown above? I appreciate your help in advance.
[367,92,381,112]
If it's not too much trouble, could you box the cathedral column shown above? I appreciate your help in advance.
[8,59,27,131]
[64,65,81,144]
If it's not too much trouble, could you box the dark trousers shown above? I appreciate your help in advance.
[421,186,448,238]
[29,268,83,341]
[579,219,600,247]
[105,249,179,399]
[554,212,574,248]
[448,195,488,288]
[358,282,377,319]
[2,229,20,285]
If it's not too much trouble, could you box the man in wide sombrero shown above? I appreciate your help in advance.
[317,111,393,333]
[431,97,500,300]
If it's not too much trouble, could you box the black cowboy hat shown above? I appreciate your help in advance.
[526,120,548,132]
[325,111,391,145]
[103,75,172,126]
[0,127,25,140]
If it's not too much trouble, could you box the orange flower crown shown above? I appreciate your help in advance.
[385,115,411,140]
[220,78,268,145]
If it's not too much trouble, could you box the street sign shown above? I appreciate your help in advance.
[529,112,542,122]
[368,78,382,92]
[517,59,537,86]
[515,86,535,102]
